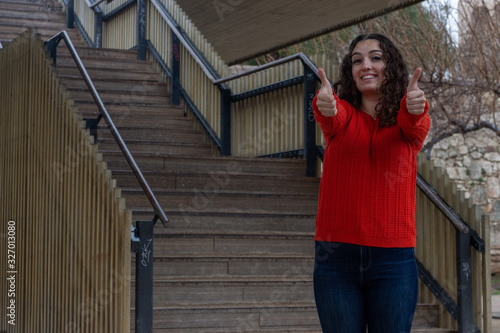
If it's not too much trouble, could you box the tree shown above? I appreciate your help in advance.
[247,0,500,156]
[415,0,500,156]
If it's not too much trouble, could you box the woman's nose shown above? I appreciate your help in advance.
[362,60,372,70]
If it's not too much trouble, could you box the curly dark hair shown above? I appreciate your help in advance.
[333,33,409,127]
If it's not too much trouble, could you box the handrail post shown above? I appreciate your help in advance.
[220,86,231,156]
[456,230,479,333]
[170,30,181,105]
[132,220,155,333]
[137,0,147,60]
[44,37,61,64]
[66,0,74,28]
[94,6,103,48]
[303,65,317,177]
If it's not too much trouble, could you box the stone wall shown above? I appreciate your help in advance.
[429,128,500,273]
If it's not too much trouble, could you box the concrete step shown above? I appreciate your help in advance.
[133,278,314,308]
[134,211,316,234]
[85,115,193,130]
[0,28,85,48]
[103,153,308,176]
[56,66,160,82]
[67,88,172,106]
[122,188,318,214]
[150,233,314,258]
[76,103,185,118]
[61,77,169,95]
[131,255,313,278]
[97,127,204,143]
[83,113,183,130]
[0,31,24,41]
[56,55,157,72]
[57,45,139,60]
[110,169,319,193]
[127,303,450,332]
[0,26,80,42]
[97,139,212,155]
[0,0,62,11]
[0,17,68,30]
[0,30,70,43]
[130,305,321,332]
[0,8,65,21]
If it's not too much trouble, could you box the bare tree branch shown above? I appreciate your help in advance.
[253,0,500,153]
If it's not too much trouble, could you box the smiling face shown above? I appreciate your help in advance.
[351,39,386,97]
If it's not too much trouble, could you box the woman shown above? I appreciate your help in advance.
[313,33,431,333]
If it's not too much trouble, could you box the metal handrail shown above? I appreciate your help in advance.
[213,53,320,85]
[151,0,220,83]
[151,0,321,88]
[45,30,169,227]
[417,174,469,233]
[85,0,105,9]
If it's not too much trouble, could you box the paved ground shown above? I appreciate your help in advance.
[493,294,500,332]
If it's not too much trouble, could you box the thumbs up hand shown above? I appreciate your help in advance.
[316,68,337,117]
[406,68,426,115]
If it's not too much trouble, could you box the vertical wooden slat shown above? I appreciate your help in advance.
[419,155,432,304]
[0,42,5,331]
[0,30,130,332]
[435,164,446,329]
[470,204,480,330]
[442,167,455,329]
[482,215,492,333]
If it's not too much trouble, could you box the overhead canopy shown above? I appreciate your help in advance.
[175,0,424,65]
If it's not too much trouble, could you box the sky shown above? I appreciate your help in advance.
[445,0,460,41]
[431,0,460,42]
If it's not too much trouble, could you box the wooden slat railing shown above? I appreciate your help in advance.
[416,154,491,332]
[45,30,169,227]
[0,30,131,332]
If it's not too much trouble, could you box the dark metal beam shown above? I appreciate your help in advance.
[303,66,317,177]
[133,221,155,333]
[137,0,146,60]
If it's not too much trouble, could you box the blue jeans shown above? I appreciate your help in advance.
[313,241,418,333]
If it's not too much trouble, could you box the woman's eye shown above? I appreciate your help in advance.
[373,56,382,61]
[352,59,361,64]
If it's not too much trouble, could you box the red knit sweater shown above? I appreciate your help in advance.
[313,90,431,248]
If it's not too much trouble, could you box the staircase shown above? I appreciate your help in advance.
[0,1,456,332]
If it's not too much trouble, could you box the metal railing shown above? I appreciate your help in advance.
[44,30,168,332]
[62,1,489,332]
[0,29,132,332]
[45,30,168,227]
[416,174,485,332]
[145,0,319,176]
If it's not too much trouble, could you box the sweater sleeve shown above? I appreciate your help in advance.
[313,88,353,145]
[397,93,431,151]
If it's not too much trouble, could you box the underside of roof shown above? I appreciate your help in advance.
[175,0,425,65]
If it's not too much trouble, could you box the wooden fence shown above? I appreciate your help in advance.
[416,154,491,332]
[0,30,131,332]
[55,0,493,331]
[68,0,336,157]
